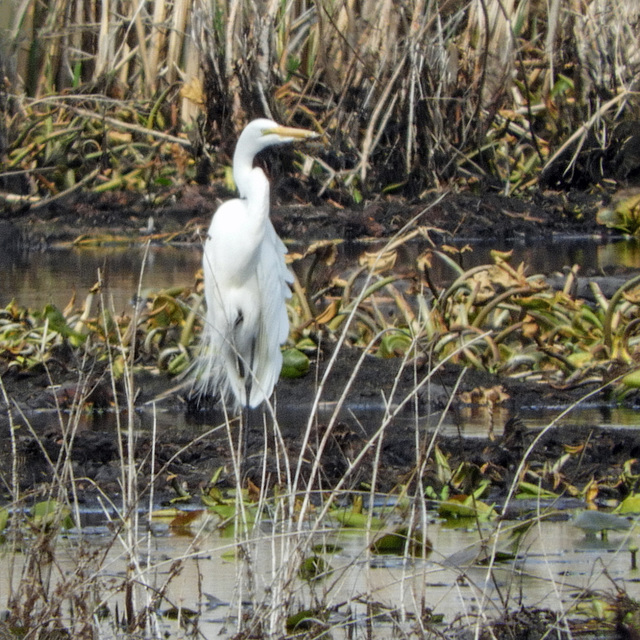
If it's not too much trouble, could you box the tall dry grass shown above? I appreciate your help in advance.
[1,0,640,200]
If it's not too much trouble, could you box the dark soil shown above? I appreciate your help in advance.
[1,336,638,513]
[3,185,609,248]
[1,186,639,511]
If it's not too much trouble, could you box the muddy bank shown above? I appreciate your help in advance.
[2,187,609,248]
[0,340,635,508]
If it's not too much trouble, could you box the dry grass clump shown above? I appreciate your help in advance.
[1,0,639,206]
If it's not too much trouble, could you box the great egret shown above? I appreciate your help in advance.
[192,118,318,413]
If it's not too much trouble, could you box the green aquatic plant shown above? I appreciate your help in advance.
[30,499,74,531]
[370,526,431,557]
[0,282,200,380]
[297,555,333,581]
[597,192,640,236]
[400,249,640,387]
[280,347,310,379]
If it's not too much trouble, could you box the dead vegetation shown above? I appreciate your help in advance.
[1,0,640,209]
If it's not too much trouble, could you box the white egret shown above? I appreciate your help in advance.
[192,118,318,413]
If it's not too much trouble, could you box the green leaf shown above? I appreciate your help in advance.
[34,304,85,343]
[295,337,317,353]
[597,193,640,235]
[148,294,185,328]
[286,609,322,632]
[206,502,257,526]
[550,73,574,98]
[298,555,332,581]
[280,348,310,379]
[370,527,431,557]
[516,481,559,499]
[618,494,640,514]
[31,500,74,530]
[378,329,412,358]
[622,369,640,388]
[333,509,384,530]
[439,496,497,520]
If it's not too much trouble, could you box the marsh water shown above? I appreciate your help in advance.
[3,236,640,311]
[0,509,636,638]
[2,235,640,637]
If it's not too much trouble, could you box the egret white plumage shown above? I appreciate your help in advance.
[192,118,318,413]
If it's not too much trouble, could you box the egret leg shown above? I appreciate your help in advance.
[222,400,248,488]
[240,408,269,488]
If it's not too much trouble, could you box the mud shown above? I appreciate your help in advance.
[0,338,636,511]
[1,187,638,509]
[4,186,608,248]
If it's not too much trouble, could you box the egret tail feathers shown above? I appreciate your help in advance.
[191,320,247,414]
[191,314,280,413]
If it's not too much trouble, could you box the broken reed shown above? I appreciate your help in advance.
[2,0,640,200]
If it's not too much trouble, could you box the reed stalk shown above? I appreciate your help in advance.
[2,1,640,204]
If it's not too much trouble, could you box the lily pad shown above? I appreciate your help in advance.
[370,527,432,557]
[572,510,632,534]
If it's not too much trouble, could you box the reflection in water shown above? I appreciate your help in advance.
[0,514,634,638]
[0,245,202,311]
[2,236,640,312]
[599,239,640,270]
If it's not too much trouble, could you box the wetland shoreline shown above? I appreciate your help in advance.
[0,186,638,506]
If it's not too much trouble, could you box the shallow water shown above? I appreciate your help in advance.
[0,511,635,638]
[2,236,640,311]
[0,244,201,311]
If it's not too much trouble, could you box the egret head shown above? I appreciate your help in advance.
[232,118,318,197]
[237,118,318,156]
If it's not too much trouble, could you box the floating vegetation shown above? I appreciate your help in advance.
[289,237,640,394]
[370,527,432,557]
[297,555,333,581]
[30,499,74,531]
[0,279,199,381]
[3,240,640,400]
[597,192,640,236]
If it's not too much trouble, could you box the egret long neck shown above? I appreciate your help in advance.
[244,168,270,222]
[233,144,260,199]
[232,136,271,236]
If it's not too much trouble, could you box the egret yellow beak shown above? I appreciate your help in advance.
[263,125,319,140]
